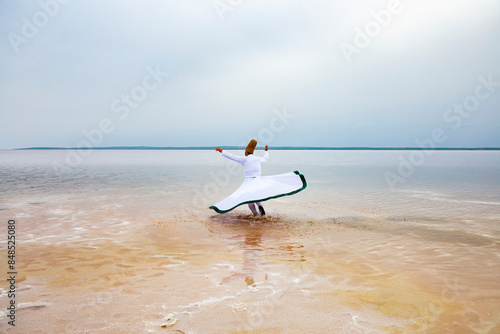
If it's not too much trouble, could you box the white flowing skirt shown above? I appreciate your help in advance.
[210,171,307,213]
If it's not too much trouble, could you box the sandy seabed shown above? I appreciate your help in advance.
[1,202,499,334]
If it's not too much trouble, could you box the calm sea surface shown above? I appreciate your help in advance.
[1,149,499,333]
[1,149,499,220]
[1,149,499,247]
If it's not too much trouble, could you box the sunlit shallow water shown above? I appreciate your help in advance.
[0,150,499,333]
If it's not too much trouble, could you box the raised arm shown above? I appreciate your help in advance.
[215,147,245,164]
[261,145,269,163]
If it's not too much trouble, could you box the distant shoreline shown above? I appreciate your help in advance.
[11,146,500,151]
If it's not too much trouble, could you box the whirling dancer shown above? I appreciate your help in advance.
[210,139,307,216]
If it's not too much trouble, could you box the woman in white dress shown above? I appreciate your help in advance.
[210,139,307,216]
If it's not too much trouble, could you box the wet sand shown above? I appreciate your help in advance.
[1,202,499,333]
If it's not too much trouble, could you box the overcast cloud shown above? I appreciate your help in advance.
[1,0,499,149]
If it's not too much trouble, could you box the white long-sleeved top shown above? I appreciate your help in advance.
[221,150,269,178]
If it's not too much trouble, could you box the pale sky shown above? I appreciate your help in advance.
[1,0,499,149]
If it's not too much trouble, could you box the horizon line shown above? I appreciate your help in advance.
[9,146,500,151]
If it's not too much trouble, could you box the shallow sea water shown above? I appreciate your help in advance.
[0,149,499,333]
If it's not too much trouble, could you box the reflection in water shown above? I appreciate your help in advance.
[208,213,306,287]
[242,227,262,286]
